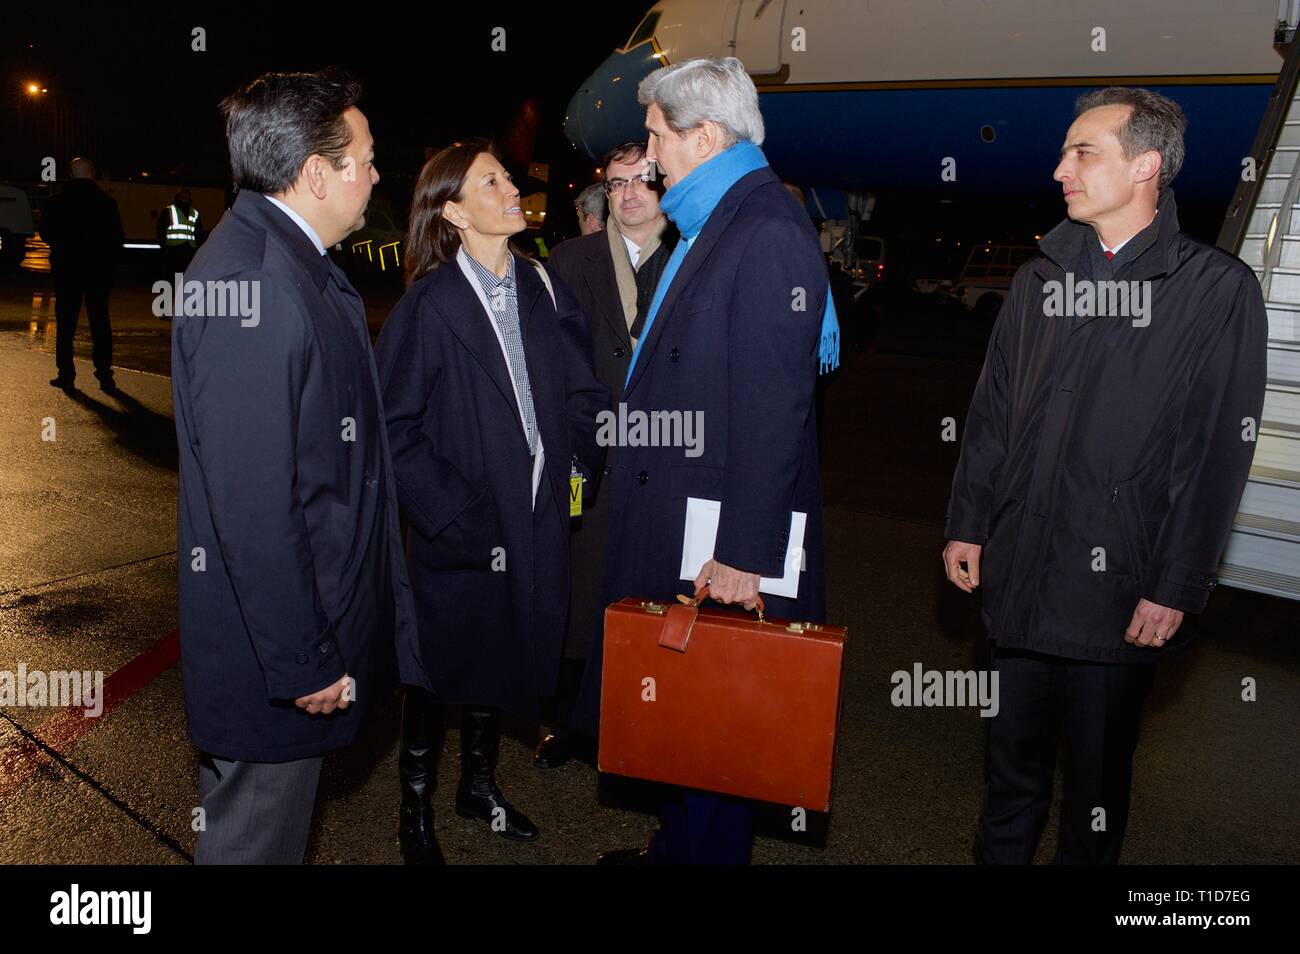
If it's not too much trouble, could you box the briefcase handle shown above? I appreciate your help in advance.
[659,586,767,654]
[682,584,766,621]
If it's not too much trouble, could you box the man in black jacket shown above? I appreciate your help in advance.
[40,158,124,390]
[944,88,1267,864]
[541,141,676,768]
[172,69,419,863]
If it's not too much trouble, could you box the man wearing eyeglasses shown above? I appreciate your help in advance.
[540,141,678,768]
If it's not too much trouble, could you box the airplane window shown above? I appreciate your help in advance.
[626,11,661,49]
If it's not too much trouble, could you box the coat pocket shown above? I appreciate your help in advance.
[980,495,1023,618]
[414,488,502,571]
[1111,480,1150,578]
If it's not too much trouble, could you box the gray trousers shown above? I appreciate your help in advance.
[195,753,322,864]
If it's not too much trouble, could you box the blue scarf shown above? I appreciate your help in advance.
[624,140,840,385]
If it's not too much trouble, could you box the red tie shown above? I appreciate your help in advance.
[1105,250,1115,260]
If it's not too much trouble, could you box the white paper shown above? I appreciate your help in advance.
[679,497,807,599]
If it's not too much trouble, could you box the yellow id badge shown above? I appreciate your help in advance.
[569,473,583,517]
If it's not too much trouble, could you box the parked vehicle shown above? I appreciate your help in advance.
[958,243,1038,317]
[851,233,887,289]
[0,184,36,272]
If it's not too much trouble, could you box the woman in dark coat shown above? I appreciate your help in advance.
[374,140,607,863]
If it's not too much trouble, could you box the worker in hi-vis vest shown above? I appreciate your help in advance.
[157,188,200,295]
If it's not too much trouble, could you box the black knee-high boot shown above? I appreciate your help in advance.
[397,687,446,865]
[454,707,539,842]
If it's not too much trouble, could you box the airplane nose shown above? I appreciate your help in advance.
[564,47,665,160]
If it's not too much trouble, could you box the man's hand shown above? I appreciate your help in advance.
[295,673,351,715]
[695,559,761,611]
[943,540,982,593]
[1125,599,1184,648]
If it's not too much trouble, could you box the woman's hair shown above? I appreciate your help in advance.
[405,138,502,285]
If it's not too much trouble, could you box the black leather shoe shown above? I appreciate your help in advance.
[397,688,446,865]
[597,846,655,865]
[49,376,74,390]
[456,707,539,842]
[533,732,572,770]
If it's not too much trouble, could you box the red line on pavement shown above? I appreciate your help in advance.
[0,628,180,797]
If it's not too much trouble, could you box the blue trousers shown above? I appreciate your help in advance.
[648,789,755,865]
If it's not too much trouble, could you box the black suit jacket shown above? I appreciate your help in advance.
[547,224,676,405]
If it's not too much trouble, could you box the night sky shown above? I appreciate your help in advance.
[3,0,646,230]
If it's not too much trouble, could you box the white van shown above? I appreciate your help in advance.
[0,184,36,271]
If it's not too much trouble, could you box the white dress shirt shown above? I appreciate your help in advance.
[622,233,641,268]
[1100,234,1133,257]
[264,195,327,256]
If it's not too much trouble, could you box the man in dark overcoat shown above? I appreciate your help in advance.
[581,58,831,865]
[172,69,420,863]
[944,88,1267,864]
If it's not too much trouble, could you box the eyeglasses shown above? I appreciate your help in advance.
[604,174,655,194]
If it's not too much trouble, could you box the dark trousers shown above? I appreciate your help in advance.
[976,647,1157,865]
[54,269,113,382]
[195,753,322,864]
[550,657,585,740]
[649,789,755,865]
[163,244,195,281]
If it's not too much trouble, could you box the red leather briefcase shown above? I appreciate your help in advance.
[598,594,847,811]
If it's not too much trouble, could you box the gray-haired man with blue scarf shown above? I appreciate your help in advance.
[583,56,839,865]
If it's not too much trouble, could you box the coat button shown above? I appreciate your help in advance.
[637,471,649,485]
[295,653,308,664]
[614,347,626,358]
[670,348,680,362]
[318,641,331,655]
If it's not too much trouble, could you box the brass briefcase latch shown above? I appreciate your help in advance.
[787,621,824,633]
[639,601,667,615]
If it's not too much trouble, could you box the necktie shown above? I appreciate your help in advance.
[1104,250,1114,260]
[489,281,539,455]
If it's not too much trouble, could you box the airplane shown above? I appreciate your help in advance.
[565,0,1286,207]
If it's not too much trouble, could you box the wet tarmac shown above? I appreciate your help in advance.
[0,273,1296,864]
